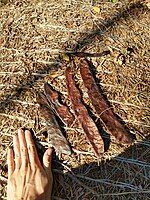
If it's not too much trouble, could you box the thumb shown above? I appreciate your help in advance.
[43,148,53,175]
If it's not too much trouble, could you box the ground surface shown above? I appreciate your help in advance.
[0,0,150,199]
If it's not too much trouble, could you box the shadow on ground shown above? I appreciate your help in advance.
[0,1,147,113]
[52,135,150,200]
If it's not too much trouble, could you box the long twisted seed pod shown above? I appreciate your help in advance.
[37,92,71,155]
[79,58,134,144]
[44,82,75,127]
[65,66,104,157]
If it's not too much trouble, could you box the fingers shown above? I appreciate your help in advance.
[12,129,49,171]
[25,130,41,168]
[13,134,21,169]
[43,148,53,175]
[18,129,29,168]
[7,148,15,176]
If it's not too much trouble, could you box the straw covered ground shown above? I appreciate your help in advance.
[0,0,150,199]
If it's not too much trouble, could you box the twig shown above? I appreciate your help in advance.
[114,156,150,167]
[109,100,149,110]
[52,197,66,200]
[0,113,32,122]
[36,24,91,33]
[73,174,140,191]
[100,190,150,196]
[72,148,94,155]
[53,169,99,196]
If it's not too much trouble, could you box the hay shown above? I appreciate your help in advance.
[0,0,150,199]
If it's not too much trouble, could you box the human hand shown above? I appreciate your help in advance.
[7,129,53,200]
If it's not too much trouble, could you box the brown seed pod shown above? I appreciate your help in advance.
[37,92,71,155]
[79,58,134,144]
[44,82,75,127]
[65,66,104,157]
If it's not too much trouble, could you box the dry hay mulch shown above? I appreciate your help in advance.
[0,0,150,199]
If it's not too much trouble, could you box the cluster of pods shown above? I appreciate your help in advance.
[37,58,134,158]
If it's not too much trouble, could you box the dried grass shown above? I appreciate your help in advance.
[0,0,150,199]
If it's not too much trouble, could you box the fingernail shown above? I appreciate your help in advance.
[18,128,23,134]
[47,148,53,156]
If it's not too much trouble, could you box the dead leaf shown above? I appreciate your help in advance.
[93,6,100,14]
[61,53,70,61]
[5,17,14,26]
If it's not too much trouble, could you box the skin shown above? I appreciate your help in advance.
[7,129,53,200]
